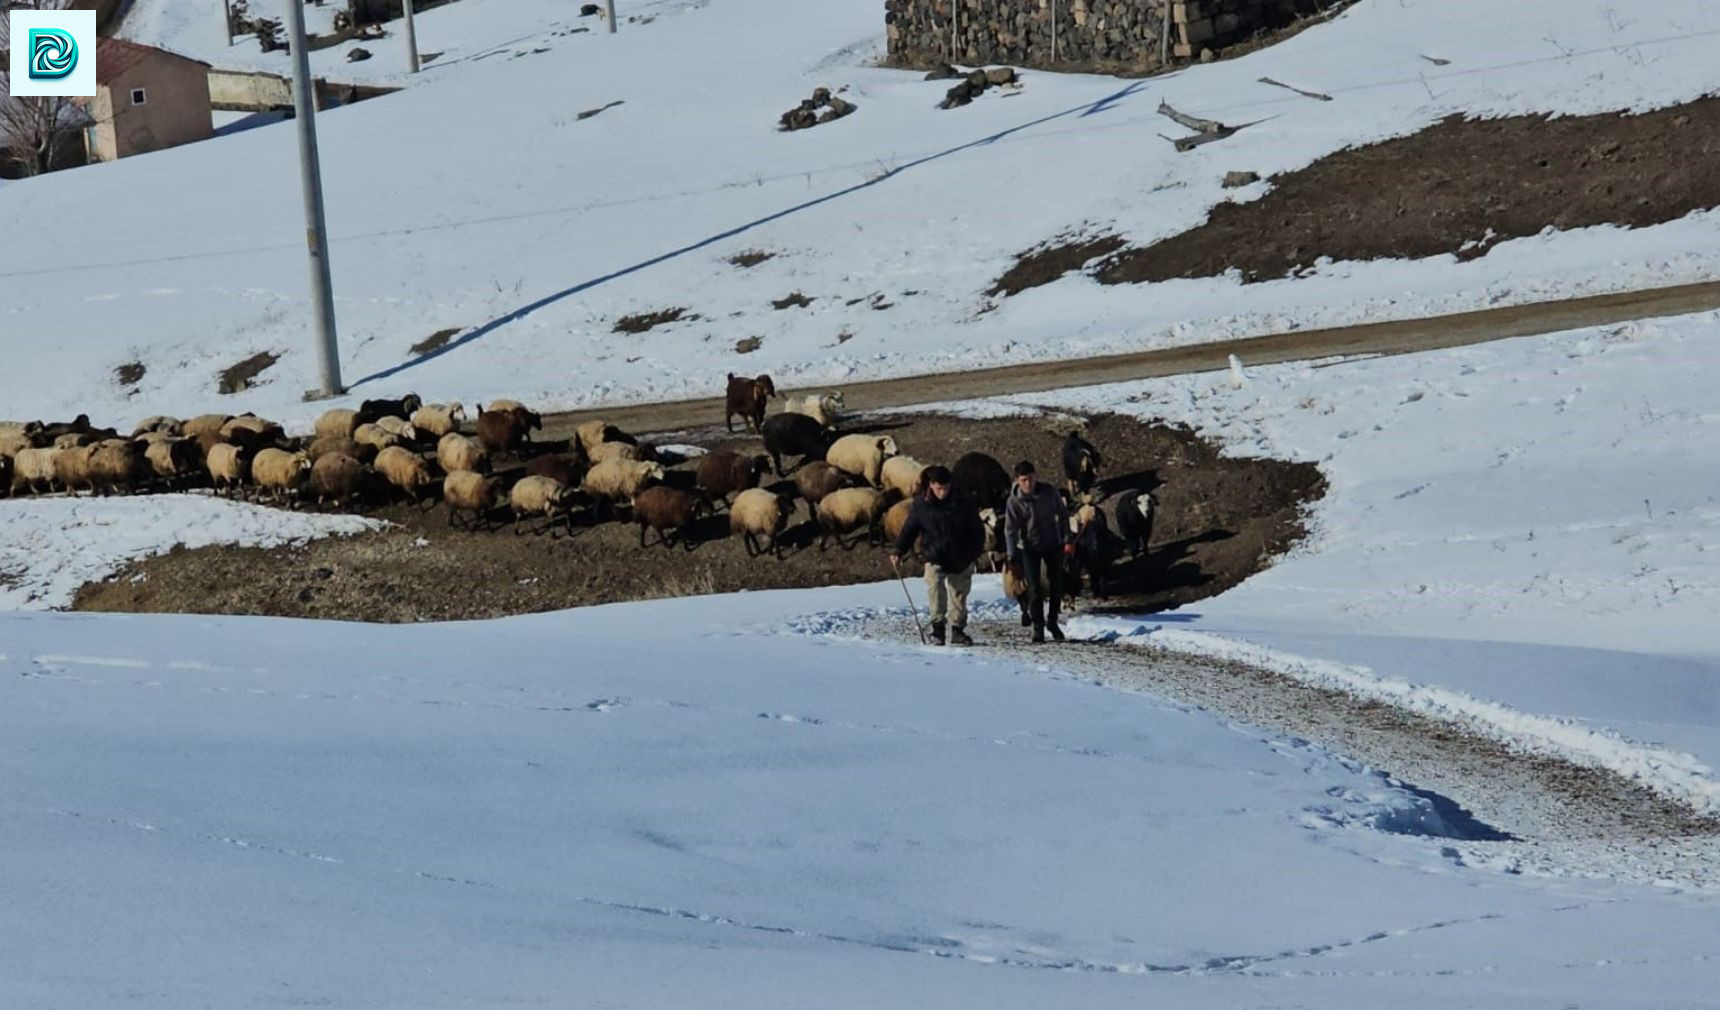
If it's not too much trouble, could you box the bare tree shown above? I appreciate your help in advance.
[0,0,87,176]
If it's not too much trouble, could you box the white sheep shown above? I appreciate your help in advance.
[825,434,898,488]
[436,432,490,474]
[508,475,579,533]
[574,419,633,457]
[373,446,436,500]
[782,391,846,429]
[587,441,648,465]
[315,408,361,441]
[182,414,232,439]
[410,403,466,438]
[353,423,404,453]
[879,455,926,501]
[815,487,888,549]
[374,415,419,441]
[252,448,312,500]
[443,470,502,529]
[205,442,249,495]
[11,446,61,494]
[581,458,664,509]
[730,488,790,558]
[131,416,182,437]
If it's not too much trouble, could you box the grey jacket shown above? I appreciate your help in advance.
[1004,482,1068,560]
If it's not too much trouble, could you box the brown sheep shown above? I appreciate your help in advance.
[144,438,201,487]
[309,453,372,509]
[792,460,858,518]
[730,488,791,558]
[308,436,373,464]
[483,400,542,443]
[633,485,707,549]
[443,470,503,530]
[883,498,916,554]
[725,373,776,432]
[88,441,149,495]
[475,408,534,456]
[374,446,436,501]
[525,454,584,488]
[696,450,770,504]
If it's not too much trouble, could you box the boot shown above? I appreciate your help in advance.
[1019,607,1032,627]
[930,621,946,646]
[948,625,973,647]
[1031,623,1046,644]
[1047,622,1065,643]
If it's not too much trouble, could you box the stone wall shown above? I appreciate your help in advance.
[885,0,1315,72]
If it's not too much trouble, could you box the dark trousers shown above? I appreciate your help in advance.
[1023,550,1063,628]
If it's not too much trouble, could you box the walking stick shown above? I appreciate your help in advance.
[891,557,928,644]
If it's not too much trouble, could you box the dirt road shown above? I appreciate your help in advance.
[542,280,1720,437]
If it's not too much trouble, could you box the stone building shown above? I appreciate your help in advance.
[886,0,1317,72]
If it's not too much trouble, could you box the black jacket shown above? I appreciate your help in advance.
[895,492,984,572]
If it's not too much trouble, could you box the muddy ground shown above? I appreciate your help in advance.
[989,95,1720,296]
[74,412,1323,624]
[1096,95,1720,286]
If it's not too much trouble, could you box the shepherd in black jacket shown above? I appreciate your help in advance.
[890,465,984,646]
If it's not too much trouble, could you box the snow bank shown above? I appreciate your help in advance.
[0,495,383,610]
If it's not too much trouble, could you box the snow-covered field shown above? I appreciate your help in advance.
[5,0,1720,430]
[0,495,382,610]
[996,308,1720,813]
[7,586,1720,1008]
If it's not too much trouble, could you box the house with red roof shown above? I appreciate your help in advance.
[81,38,212,163]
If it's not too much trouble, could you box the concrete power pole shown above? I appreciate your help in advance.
[403,0,421,72]
[285,0,344,398]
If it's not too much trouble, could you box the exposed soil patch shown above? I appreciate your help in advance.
[115,362,145,387]
[734,336,764,354]
[1100,95,1720,285]
[613,307,693,334]
[728,249,775,268]
[988,231,1125,297]
[771,292,814,310]
[218,351,278,395]
[410,327,463,356]
[74,413,1323,624]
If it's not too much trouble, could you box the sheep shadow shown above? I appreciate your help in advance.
[1079,528,1234,613]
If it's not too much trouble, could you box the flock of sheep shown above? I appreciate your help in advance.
[1,374,1158,598]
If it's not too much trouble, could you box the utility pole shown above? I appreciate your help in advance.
[222,0,235,45]
[403,0,420,72]
[605,0,617,34]
[285,0,344,398]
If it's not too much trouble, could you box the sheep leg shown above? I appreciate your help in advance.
[638,522,651,548]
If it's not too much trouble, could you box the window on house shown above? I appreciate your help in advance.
[131,88,148,106]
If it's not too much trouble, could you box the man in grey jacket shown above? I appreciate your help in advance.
[1004,460,1072,643]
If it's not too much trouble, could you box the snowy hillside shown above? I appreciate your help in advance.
[5,0,1720,429]
[8,585,1720,1007]
[993,308,1720,812]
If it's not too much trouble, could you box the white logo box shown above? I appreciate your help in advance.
[8,9,98,98]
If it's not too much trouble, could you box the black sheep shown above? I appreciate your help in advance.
[760,412,827,476]
[1061,430,1103,495]
[357,394,423,424]
[1115,488,1156,561]
[951,451,1010,510]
